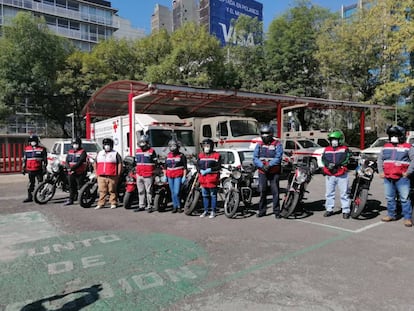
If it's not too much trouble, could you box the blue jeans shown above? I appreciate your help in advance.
[258,172,280,215]
[168,177,182,209]
[201,187,218,213]
[384,177,412,219]
[325,173,350,213]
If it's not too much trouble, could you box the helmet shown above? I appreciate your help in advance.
[260,125,274,144]
[138,135,150,150]
[328,130,345,145]
[201,138,214,154]
[71,137,82,147]
[102,137,114,149]
[28,135,39,144]
[387,125,406,143]
[168,139,180,152]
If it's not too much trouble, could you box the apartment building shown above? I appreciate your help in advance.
[172,0,198,31]
[151,3,172,33]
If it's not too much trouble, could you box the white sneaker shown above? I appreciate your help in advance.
[209,212,216,219]
[110,205,117,209]
[94,205,103,210]
[200,211,208,218]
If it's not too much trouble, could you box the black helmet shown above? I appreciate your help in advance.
[71,137,82,147]
[138,135,150,150]
[260,125,274,144]
[28,135,39,144]
[201,138,214,154]
[168,139,180,152]
[387,125,406,143]
[102,137,114,148]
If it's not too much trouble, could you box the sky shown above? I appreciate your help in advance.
[109,0,358,34]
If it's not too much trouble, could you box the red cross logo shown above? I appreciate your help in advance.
[113,121,118,133]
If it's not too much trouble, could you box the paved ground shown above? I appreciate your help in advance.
[0,172,413,311]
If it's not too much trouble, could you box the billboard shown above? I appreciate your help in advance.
[209,0,263,46]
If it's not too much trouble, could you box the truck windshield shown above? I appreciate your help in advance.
[230,120,259,137]
[148,129,194,147]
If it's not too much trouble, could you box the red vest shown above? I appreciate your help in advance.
[24,145,45,172]
[198,152,220,188]
[166,152,186,178]
[67,149,87,174]
[322,145,349,176]
[135,147,157,177]
[96,150,119,176]
[382,142,411,179]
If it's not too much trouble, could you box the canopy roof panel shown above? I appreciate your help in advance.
[82,80,391,119]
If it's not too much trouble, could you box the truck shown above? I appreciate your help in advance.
[92,114,260,160]
[92,114,196,160]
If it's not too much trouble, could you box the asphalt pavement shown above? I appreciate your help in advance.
[0,172,413,311]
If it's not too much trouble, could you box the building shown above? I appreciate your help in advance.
[172,0,199,31]
[151,4,172,33]
[113,15,145,40]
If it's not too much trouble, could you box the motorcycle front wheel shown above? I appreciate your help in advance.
[224,189,240,218]
[350,188,369,219]
[280,191,300,218]
[34,180,56,204]
[184,188,200,215]
[154,188,169,212]
[123,191,134,209]
[79,181,97,208]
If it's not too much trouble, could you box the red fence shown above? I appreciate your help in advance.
[0,143,24,173]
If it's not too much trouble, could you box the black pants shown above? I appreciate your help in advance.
[68,173,86,201]
[27,171,44,195]
[258,172,280,215]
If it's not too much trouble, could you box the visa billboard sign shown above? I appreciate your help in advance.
[209,0,263,46]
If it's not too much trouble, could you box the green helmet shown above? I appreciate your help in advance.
[328,130,345,145]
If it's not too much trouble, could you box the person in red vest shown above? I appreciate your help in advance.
[378,125,414,227]
[253,125,283,218]
[165,139,187,213]
[93,137,122,209]
[63,137,87,206]
[135,135,158,213]
[322,129,351,219]
[22,135,47,203]
[198,138,222,219]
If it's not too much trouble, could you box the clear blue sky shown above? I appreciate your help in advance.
[110,0,357,34]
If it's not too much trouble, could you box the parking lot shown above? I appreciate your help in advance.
[1,172,413,311]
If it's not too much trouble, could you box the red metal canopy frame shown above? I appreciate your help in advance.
[82,80,392,150]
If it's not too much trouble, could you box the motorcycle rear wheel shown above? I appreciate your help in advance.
[79,181,97,208]
[184,188,200,215]
[280,191,300,218]
[34,181,56,204]
[154,188,169,212]
[224,189,240,218]
[350,188,368,219]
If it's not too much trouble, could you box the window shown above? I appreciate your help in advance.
[218,121,228,137]
[58,18,68,28]
[70,21,80,30]
[229,120,259,137]
[202,125,212,138]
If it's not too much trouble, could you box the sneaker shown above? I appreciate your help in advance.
[209,211,216,219]
[343,213,350,219]
[403,219,413,227]
[94,205,103,210]
[63,199,73,206]
[324,211,334,217]
[381,215,396,222]
[110,205,117,209]
[200,211,208,218]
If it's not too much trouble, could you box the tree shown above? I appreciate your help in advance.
[0,12,71,133]
[263,0,333,128]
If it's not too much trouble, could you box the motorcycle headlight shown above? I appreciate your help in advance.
[295,168,307,184]
[52,159,61,173]
[363,167,374,177]
[232,169,242,180]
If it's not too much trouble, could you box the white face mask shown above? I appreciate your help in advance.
[30,141,37,146]
[390,136,399,144]
[72,144,79,150]
[203,146,211,154]
[104,145,111,152]
[331,139,339,147]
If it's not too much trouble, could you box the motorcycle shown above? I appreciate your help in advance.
[349,158,377,219]
[34,158,70,204]
[183,167,201,215]
[280,156,314,218]
[223,161,256,218]
[78,159,98,208]
[121,156,138,209]
[152,165,171,212]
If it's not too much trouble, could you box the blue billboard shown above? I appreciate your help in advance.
[209,0,263,46]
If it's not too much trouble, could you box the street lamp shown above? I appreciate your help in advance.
[66,113,75,139]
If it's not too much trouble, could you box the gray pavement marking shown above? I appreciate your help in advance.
[200,231,352,290]
[295,219,385,233]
